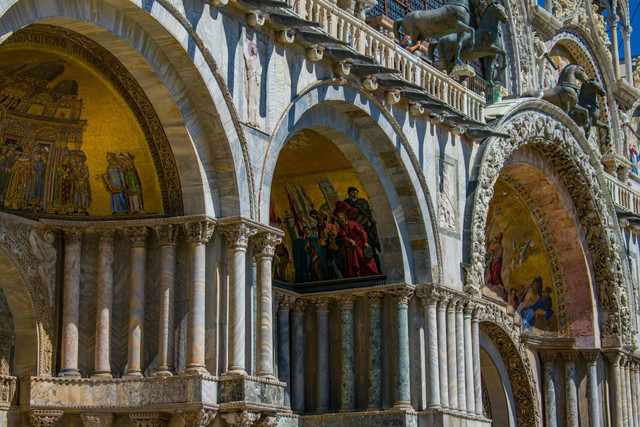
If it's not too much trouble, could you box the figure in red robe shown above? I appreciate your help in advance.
[484,231,505,297]
[335,212,380,278]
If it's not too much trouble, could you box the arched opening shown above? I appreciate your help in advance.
[480,329,517,426]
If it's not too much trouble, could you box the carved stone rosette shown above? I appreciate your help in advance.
[29,410,64,426]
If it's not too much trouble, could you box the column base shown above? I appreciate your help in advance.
[367,404,383,411]
[184,365,210,375]
[124,371,143,378]
[339,407,355,413]
[427,403,442,410]
[222,368,248,377]
[91,371,113,379]
[153,368,174,377]
[58,369,81,378]
[392,402,414,411]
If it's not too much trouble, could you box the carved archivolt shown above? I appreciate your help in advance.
[468,101,632,346]
[502,0,536,92]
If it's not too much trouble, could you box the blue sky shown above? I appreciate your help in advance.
[629,0,640,57]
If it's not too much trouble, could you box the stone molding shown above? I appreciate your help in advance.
[126,227,149,248]
[29,410,64,427]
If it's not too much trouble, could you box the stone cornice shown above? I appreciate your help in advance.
[40,214,217,231]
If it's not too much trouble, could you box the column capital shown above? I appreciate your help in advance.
[315,296,332,311]
[252,231,283,258]
[561,351,578,363]
[539,351,558,364]
[129,412,169,427]
[126,226,149,247]
[30,410,65,427]
[605,351,622,365]
[276,294,294,311]
[155,224,180,246]
[97,229,115,247]
[178,408,216,427]
[582,350,600,363]
[184,220,215,244]
[622,25,632,37]
[219,222,257,249]
[454,299,464,313]
[416,289,438,306]
[64,228,83,247]
[80,413,114,427]
[292,298,307,314]
[464,301,476,315]
[340,295,358,309]
[220,410,260,426]
[630,360,639,372]
[388,288,413,306]
[368,291,384,306]
[472,304,484,319]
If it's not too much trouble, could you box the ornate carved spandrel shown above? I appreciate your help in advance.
[252,232,282,258]
[29,410,64,427]
[126,226,149,248]
[184,221,215,244]
[219,223,258,250]
[154,224,180,246]
[129,412,169,427]
[179,409,216,427]
[220,410,260,426]
[80,413,114,427]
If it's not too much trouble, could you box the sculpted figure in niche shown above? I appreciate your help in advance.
[244,38,262,128]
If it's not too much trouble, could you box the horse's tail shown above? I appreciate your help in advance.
[392,18,403,43]
[427,41,438,63]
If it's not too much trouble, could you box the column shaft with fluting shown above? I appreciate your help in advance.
[562,352,578,427]
[340,296,357,412]
[455,301,466,412]
[125,227,148,377]
[253,232,282,378]
[392,289,413,410]
[583,351,600,427]
[291,299,306,413]
[93,230,114,378]
[153,224,179,377]
[463,304,474,414]
[368,292,383,410]
[437,295,449,409]
[424,295,440,409]
[61,230,82,377]
[220,223,256,375]
[447,298,459,409]
[184,221,215,374]
[277,295,292,407]
[316,297,331,413]
[540,352,557,427]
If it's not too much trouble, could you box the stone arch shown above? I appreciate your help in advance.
[467,100,631,346]
[0,0,252,217]
[261,80,441,285]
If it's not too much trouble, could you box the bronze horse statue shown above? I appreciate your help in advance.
[427,2,508,85]
[521,64,589,114]
[568,79,609,139]
[393,0,476,67]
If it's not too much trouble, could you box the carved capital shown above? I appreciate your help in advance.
[126,226,149,248]
[97,230,114,248]
[64,229,82,249]
[315,296,332,312]
[464,301,476,315]
[252,232,282,258]
[389,288,413,306]
[219,223,257,250]
[257,415,280,426]
[340,295,358,310]
[179,409,216,427]
[154,224,180,246]
[368,291,384,306]
[80,413,114,427]
[539,351,557,364]
[129,412,169,427]
[448,297,460,311]
[582,350,600,363]
[30,410,64,427]
[184,221,215,244]
[220,410,260,426]
[276,294,294,311]
[561,351,578,363]
[472,304,484,319]
[292,298,307,315]
[605,351,622,366]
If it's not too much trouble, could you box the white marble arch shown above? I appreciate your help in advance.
[260,81,440,285]
[0,247,38,378]
[0,0,252,218]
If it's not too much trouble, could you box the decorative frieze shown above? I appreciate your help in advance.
[80,413,114,427]
[129,412,169,427]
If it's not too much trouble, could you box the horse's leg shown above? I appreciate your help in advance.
[454,23,475,65]
[485,57,496,86]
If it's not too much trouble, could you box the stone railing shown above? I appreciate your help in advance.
[0,375,16,409]
[286,0,486,121]
[605,173,640,215]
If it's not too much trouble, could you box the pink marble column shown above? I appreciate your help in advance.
[184,220,215,374]
[60,229,82,377]
[93,230,114,378]
[153,224,180,377]
[125,226,148,378]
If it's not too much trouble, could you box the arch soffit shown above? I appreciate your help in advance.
[468,100,631,344]
[260,80,442,285]
[0,0,252,217]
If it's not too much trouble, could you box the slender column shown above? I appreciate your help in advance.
[455,301,466,412]
[315,297,331,413]
[621,356,629,427]
[447,298,459,410]
[540,352,557,427]
[291,299,306,413]
[633,362,640,427]
[340,295,357,412]
[277,295,292,407]
[472,305,483,416]
[425,294,440,409]
[437,294,449,409]
[463,303,475,414]
[220,223,257,375]
[153,224,179,377]
[391,288,413,410]
[623,26,633,83]
[368,292,383,410]
[607,352,624,427]
[60,229,82,377]
[583,351,601,427]
[125,227,148,377]
[609,15,621,80]
[253,232,282,378]
[562,352,578,427]
[625,359,633,427]
[93,230,114,378]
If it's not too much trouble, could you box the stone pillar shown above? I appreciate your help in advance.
[463,303,475,414]
[623,26,633,84]
[93,230,114,378]
[277,295,292,407]
[472,305,483,416]
[316,297,331,413]
[368,292,383,410]
[340,295,357,412]
[621,356,629,427]
[291,299,306,413]
[447,298,459,410]
[624,358,633,427]
[154,224,179,377]
[60,229,82,377]
[437,294,449,409]
[633,362,640,427]
[253,232,281,378]
[220,223,256,375]
[425,294,440,410]
[125,227,148,378]
[583,351,601,427]
[391,288,413,410]
[540,352,557,427]
[609,15,621,80]
[608,352,623,427]
[455,301,466,412]
[562,352,578,427]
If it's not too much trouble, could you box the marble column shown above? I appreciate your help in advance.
[291,299,306,413]
[583,350,601,427]
[391,288,413,410]
[437,295,449,410]
[540,352,557,427]
[277,295,292,407]
[624,358,633,427]
[609,15,621,80]
[340,295,357,412]
[607,352,623,427]
[60,229,82,377]
[472,305,483,416]
[623,26,633,84]
[463,303,475,414]
[455,301,466,412]
[93,230,114,378]
[447,298,459,410]
[425,294,440,410]
[316,297,331,413]
[562,352,578,427]
[621,356,629,427]
[253,232,282,378]
[125,227,148,378]
[368,292,383,410]
[633,362,640,427]
[153,224,179,377]
[220,223,256,375]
